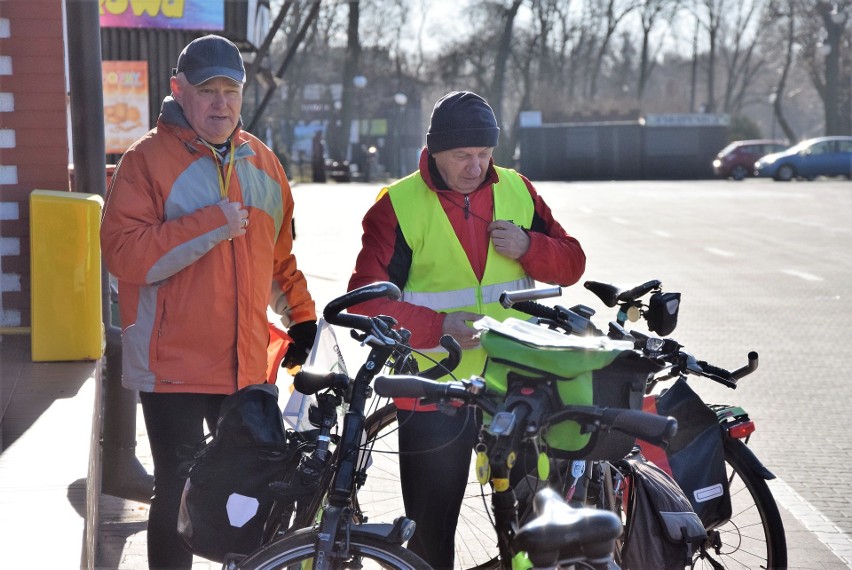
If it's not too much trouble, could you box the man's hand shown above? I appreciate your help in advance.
[218,199,249,239]
[283,320,318,368]
[441,311,484,349]
[488,220,530,260]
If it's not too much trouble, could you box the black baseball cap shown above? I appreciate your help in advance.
[173,35,246,85]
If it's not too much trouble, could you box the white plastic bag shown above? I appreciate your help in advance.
[281,318,348,431]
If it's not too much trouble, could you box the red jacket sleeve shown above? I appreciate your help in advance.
[516,174,586,286]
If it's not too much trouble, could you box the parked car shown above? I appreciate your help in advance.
[754,136,852,181]
[324,158,352,183]
[712,139,788,180]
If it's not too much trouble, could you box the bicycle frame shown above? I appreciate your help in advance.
[309,340,414,567]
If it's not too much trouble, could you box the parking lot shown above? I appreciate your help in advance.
[291,177,852,567]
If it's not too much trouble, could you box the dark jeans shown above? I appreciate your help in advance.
[139,392,226,570]
[397,407,480,569]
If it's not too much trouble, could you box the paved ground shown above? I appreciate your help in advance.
[2,179,851,569]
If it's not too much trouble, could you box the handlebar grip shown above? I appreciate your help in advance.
[603,408,678,446]
[294,369,349,396]
[698,361,733,381]
[500,286,562,308]
[374,375,452,399]
[511,300,560,321]
[322,282,402,330]
[616,279,661,303]
[419,335,463,380]
[583,281,620,307]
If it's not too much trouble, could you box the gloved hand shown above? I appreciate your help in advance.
[282,320,318,369]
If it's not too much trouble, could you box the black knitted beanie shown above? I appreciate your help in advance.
[426,91,500,154]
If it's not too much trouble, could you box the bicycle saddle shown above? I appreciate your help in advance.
[514,487,622,567]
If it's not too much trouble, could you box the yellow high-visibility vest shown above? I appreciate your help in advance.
[388,166,535,380]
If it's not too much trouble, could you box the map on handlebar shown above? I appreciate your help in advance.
[473,316,633,352]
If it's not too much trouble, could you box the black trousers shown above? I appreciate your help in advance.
[139,391,226,570]
[397,407,480,569]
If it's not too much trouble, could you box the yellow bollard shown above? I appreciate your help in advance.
[30,190,105,361]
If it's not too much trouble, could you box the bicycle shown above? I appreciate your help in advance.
[230,281,674,570]
[499,279,788,569]
[228,281,461,569]
[371,315,679,570]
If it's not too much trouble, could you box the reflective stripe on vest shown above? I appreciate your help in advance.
[401,277,535,318]
[388,166,535,378]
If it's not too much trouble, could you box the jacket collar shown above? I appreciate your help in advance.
[157,95,246,150]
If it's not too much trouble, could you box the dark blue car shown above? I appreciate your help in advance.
[754,136,852,181]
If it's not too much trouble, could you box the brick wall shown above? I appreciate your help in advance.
[0,0,69,328]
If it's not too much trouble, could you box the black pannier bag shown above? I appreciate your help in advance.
[177,383,298,562]
[619,453,707,570]
[639,378,731,529]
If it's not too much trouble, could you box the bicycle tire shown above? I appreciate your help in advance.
[340,403,502,569]
[236,527,431,570]
[694,438,787,569]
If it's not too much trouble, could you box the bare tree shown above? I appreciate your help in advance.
[764,0,799,142]
[325,2,361,162]
[586,0,640,98]
[690,0,726,112]
[717,0,767,114]
[812,0,851,135]
[488,0,524,163]
[636,0,681,102]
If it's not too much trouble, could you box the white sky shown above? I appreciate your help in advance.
[404,0,473,55]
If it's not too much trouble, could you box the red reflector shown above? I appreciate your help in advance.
[521,387,534,395]
[728,420,755,439]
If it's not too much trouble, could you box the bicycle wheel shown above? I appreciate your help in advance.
[349,403,501,569]
[693,438,787,569]
[236,527,430,569]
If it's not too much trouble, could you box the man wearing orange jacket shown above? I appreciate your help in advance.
[101,35,316,569]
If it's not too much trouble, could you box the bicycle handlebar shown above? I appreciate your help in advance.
[501,281,758,390]
[500,286,562,308]
[417,335,463,380]
[374,375,675,444]
[583,279,661,308]
[617,279,661,303]
[579,406,676,446]
[323,281,401,331]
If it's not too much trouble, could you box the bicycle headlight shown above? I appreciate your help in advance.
[646,291,680,336]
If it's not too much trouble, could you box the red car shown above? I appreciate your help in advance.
[712,139,788,180]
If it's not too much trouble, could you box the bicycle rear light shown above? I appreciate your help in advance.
[727,420,756,439]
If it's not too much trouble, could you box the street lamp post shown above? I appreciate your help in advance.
[353,75,367,177]
[393,92,407,178]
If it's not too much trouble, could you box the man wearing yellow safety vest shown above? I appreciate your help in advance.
[347,90,586,568]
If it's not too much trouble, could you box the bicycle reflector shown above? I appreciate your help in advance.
[646,291,680,336]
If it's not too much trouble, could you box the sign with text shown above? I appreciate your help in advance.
[103,61,150,154]
[643,114,730,127]
[100,0,224,30]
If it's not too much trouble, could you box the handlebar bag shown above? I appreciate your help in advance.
[177,383,299,562]
[477,317,658,459]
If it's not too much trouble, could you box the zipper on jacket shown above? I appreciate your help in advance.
[232,238,240,390]
[464,195,470,219]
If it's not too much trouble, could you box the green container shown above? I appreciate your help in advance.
[478,318,656,459]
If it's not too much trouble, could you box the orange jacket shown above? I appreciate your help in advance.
[101,97,315,394]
